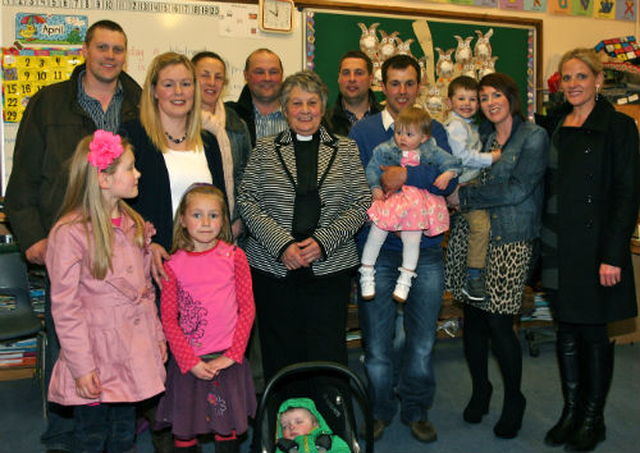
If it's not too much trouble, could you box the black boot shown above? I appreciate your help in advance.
[463,381,493,424]
[493,391,526,439]
[545,329,581,446]
[565,341,614,452]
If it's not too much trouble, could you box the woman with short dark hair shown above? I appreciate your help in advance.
[446,72,549,439]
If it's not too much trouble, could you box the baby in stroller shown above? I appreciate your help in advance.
[276,398,351,453]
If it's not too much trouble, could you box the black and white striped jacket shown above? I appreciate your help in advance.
[238,127,371,278]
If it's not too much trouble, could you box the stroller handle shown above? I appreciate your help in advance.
[253,361,374,453]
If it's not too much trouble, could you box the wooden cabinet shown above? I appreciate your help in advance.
[613,102,640,124]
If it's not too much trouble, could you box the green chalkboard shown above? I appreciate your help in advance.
[304,8,539,119]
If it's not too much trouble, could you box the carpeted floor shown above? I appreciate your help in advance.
[1,333,638,453]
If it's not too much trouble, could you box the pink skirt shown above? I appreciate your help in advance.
[368,185,449,236]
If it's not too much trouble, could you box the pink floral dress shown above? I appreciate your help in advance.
[367,150,450,236]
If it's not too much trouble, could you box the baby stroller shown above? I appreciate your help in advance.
[252,361,374,453]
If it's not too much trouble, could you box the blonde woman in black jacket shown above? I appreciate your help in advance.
[541,48,639,452]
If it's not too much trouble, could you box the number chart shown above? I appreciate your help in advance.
[1,48,83,123]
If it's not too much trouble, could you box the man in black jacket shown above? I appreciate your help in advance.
[326,50,382,136]
[226,48,288,147]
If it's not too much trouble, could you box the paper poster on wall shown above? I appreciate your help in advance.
[524,0,548,12]
[616,0,638,19]
[475,0,499,6]
[15,14,88,45]
[594,0,617,18]
[571,0,593,16]
[218,3,260,38]
[499,0,525,10]
[2,48,83,123]
[548,0,572,13]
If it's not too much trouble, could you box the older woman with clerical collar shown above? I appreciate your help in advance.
[238,70,371,381]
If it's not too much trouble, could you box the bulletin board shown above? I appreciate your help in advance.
[0,0,305,192]
[302,3,541,122]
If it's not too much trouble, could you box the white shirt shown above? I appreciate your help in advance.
[382,108,395,132]
[162,147,212,216]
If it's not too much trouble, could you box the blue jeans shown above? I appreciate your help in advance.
[74,403,136,453]
[360,246,444,423]
[41,277,75,452]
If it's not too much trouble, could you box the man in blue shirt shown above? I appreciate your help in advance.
[349,54,457,444]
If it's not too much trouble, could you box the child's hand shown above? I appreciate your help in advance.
[75,370,102,399]
[206,356,235,377]
[190,361,215,381]
[150,243,170,289]
[491,149,502,163]
[159,341,168,363]
[434,171,456,190]
[446,187,461,210]
[372,188,385,201]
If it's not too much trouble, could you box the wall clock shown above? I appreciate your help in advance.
[258,0,294,34]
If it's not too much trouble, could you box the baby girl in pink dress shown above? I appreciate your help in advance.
[360,107,461,303]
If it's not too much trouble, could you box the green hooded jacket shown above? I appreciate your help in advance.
[276,398,351,453]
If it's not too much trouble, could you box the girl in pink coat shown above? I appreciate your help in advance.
[46,130,167,453]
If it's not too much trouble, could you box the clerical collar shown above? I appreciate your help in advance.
[296,134,313,141]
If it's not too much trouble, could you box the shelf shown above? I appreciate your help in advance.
[0,365,35,381]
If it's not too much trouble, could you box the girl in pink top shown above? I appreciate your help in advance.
[46,131,167,453]
[155,184,256,453]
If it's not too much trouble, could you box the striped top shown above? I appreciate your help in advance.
[76,70,123,133]
[254,104,287,140]
[238,127,371,278]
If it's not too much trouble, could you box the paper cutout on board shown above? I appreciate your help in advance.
[616,0,638,19]
[499,0,525,10]
[15,14,87,45]
[572,0,593,15]
[524,0,548,11]
[594,0,617,18]
[548,0,572,14]
[2,48,83,123]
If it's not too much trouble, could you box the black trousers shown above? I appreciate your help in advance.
[251,269,350,382]
[252,269,352,439]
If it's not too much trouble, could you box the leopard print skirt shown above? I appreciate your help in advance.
[444,213,533,315]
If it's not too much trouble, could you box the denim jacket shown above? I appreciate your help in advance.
[365,137,462,190]
[459,116,549,245]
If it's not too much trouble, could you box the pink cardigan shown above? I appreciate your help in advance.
[46,212,166,405]
[161,242,255,374]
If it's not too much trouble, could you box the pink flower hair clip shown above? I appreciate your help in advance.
[87,130,124,170]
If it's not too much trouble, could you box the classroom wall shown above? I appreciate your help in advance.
[323,0,639,82]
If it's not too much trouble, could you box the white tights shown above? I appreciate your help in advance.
[361,224,422,271]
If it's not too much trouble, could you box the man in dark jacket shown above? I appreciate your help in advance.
[4,20,143,453]
[226,48,288,146]
[326,50,382,136]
